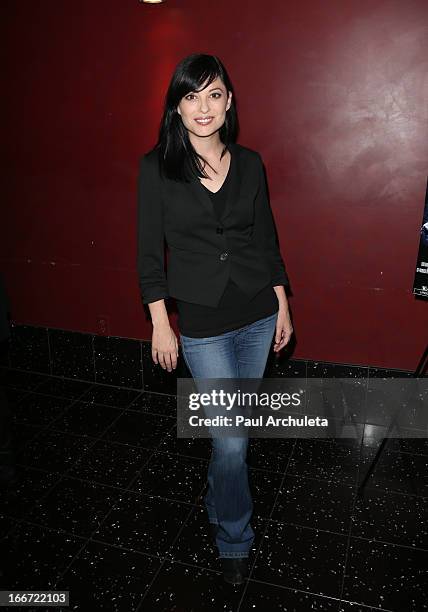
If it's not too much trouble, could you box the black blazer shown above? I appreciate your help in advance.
[137,141,289,307]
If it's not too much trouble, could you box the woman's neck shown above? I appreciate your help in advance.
[189,135,226,161]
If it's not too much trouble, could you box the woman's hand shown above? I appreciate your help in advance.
[152,323,179,372]
[273,306,293,352]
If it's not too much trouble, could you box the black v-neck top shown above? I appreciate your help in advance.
[175,150,278,338]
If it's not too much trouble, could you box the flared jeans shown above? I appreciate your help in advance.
[179,311,278,558]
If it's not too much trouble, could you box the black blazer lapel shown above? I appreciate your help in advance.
[186,142,242,224]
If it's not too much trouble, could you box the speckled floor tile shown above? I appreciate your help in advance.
[364,379,426,431]
[10,421,42,451]
[78,384,141,408]
[1,385,28,403]
[249,468,284,519]
[287,439,360,485]
[127,391,177,418]
[50,401,123,438]
[0,466,60,520]
[92,491,191,556]
[101,410,174,449]
[307,362,368,378]
[361,433,428,457]
[15,429,93,473]
[0,522,85,590]
[305,378,367,427]
[342,537,428,610]
[368,367,413,378]
[358,447,428,497]
[128,451,207,504]
[32,376,94,399]
[246,438,295,473]
[2,361,424,611]
[338,601,378,611]
[388,437,428,456]
[164,504,224,567]
[156,429,212,460]
[93,335,142,390]
[0,513,18,539]
[55,540,160,611]
[49,329,94,382]
[68,439,152,488]
[0,368,47,390]
[25,476,123,537]
[240,580,341,610]
[251,520,348,598]
[351,488,427,549]
[271,473,355,534]
[138,559,243,611]
[12,393,73,428]
[265,356,307,378]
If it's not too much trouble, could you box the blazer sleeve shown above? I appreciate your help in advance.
[254,153,290,288]
[136,154,169,304]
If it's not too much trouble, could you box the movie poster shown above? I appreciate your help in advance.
[413,177,428,297]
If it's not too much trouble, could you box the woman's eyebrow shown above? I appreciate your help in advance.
[192,86,223,93]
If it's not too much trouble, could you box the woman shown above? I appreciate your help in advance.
[137,53,293,585]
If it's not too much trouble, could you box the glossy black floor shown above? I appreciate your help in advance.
[0,362,427,612]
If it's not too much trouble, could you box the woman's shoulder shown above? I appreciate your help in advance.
[139,146,160,165]
[232,142,262,163]
[233,141,258,155]
[231,142,262,170]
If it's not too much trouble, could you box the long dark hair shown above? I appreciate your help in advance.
[152,54,239,182]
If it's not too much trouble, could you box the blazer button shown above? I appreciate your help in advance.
[216,227,223,234]
[219,252,228,261]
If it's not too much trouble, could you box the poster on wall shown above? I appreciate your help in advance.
[413,177,428,297]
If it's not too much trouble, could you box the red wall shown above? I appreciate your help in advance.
[2,0,427,370]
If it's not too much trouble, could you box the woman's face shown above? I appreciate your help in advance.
[177,76,232,139]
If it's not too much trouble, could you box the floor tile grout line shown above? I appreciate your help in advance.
[337,403,368,602]
[338,492,362,605]
[243,574,395,612]
[340,532,428,554]
[23,409,176,440]
[133,505,206,611]
[14,389,145,412]
[1,367,144,395]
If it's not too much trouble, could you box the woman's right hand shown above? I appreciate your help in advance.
[152,323,179,372]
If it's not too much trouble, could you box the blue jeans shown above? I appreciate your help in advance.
[179,311,278,558]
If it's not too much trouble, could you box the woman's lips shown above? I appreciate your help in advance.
[194,117,214,125]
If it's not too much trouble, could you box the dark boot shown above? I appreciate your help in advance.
[220,557,249,585]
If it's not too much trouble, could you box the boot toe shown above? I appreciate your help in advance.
[220,557,248,585]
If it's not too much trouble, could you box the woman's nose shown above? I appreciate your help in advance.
[198,102,210,113]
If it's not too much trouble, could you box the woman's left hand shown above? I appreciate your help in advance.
[273,306,293,352]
